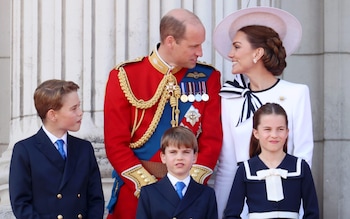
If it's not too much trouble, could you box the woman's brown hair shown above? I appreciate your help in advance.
[239,25,287,76]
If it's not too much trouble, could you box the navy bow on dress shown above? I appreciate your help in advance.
[219,74,263,126]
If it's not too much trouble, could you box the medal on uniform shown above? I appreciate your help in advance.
[195,93,202,102]
[180,82,188,103]
[184,105,201,126]
[187,82,195,102]
[201,81,209,101]
[194,82,202,102]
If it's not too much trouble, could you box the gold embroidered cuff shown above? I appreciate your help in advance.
[190,164,213,184]
[121,164,157,198]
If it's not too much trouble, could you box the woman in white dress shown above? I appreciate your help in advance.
[213,7,314,219]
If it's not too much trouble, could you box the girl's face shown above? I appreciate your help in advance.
[161,144,197,180]
[253,114,289,154]
[228,31,258,74]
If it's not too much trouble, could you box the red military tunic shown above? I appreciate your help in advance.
[104,48,223,219]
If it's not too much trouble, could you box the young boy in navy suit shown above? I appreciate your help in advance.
[136,126,218,219]
[9,79,105,219]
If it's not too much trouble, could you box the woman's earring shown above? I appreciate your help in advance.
[253,58,257,64]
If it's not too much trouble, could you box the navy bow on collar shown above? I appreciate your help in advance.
[219,74,263,126]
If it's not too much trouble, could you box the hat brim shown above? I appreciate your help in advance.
[213,7,302,60]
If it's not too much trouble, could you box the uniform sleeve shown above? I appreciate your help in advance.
[291,85,314,166]
[214,97,238,219]
[301,160,319,218]
[86,143,105,219]
[104,69,155,196]
[223,164,246,219]
[193,69,223,183]
[9,143,41,219]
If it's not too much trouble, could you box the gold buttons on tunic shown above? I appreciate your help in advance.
[77,214,83,218]
[56,194,62,199]
[77,193,81,198]
[57,215,63,219]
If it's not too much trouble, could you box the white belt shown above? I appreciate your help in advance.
[249,211,298,219]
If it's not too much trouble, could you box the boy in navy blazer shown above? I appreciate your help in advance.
[136,126,218,219]
[9,79,104,219]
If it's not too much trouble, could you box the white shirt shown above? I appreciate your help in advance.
[42,125,68,156]
[167,173,190,197]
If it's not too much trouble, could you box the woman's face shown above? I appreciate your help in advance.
[228,31,258,74]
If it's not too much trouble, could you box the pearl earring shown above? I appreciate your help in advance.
[253,58,257,64]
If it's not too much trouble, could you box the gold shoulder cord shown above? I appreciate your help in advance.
[118,67,180,148]
[118,67,168,109]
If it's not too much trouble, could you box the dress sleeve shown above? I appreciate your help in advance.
[214,97,238,219]
[223,164,246,219]
[301,160,319,218]
[290,84,314,166]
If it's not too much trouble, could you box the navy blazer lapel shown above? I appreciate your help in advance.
[156,177,181,207]
[35,128,66,171]
[59,134,79,189]
[173,177,204,215]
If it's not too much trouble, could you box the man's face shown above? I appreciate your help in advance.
[172,24,205,69]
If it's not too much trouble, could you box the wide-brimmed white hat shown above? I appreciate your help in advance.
[213,7,302,60]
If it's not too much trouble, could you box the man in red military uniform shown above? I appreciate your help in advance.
[104,8,223,219]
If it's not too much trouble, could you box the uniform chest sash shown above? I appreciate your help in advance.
[134,64,214,160]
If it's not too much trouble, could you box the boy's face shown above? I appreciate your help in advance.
[161,144,197,180]
[53,91,83,134]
